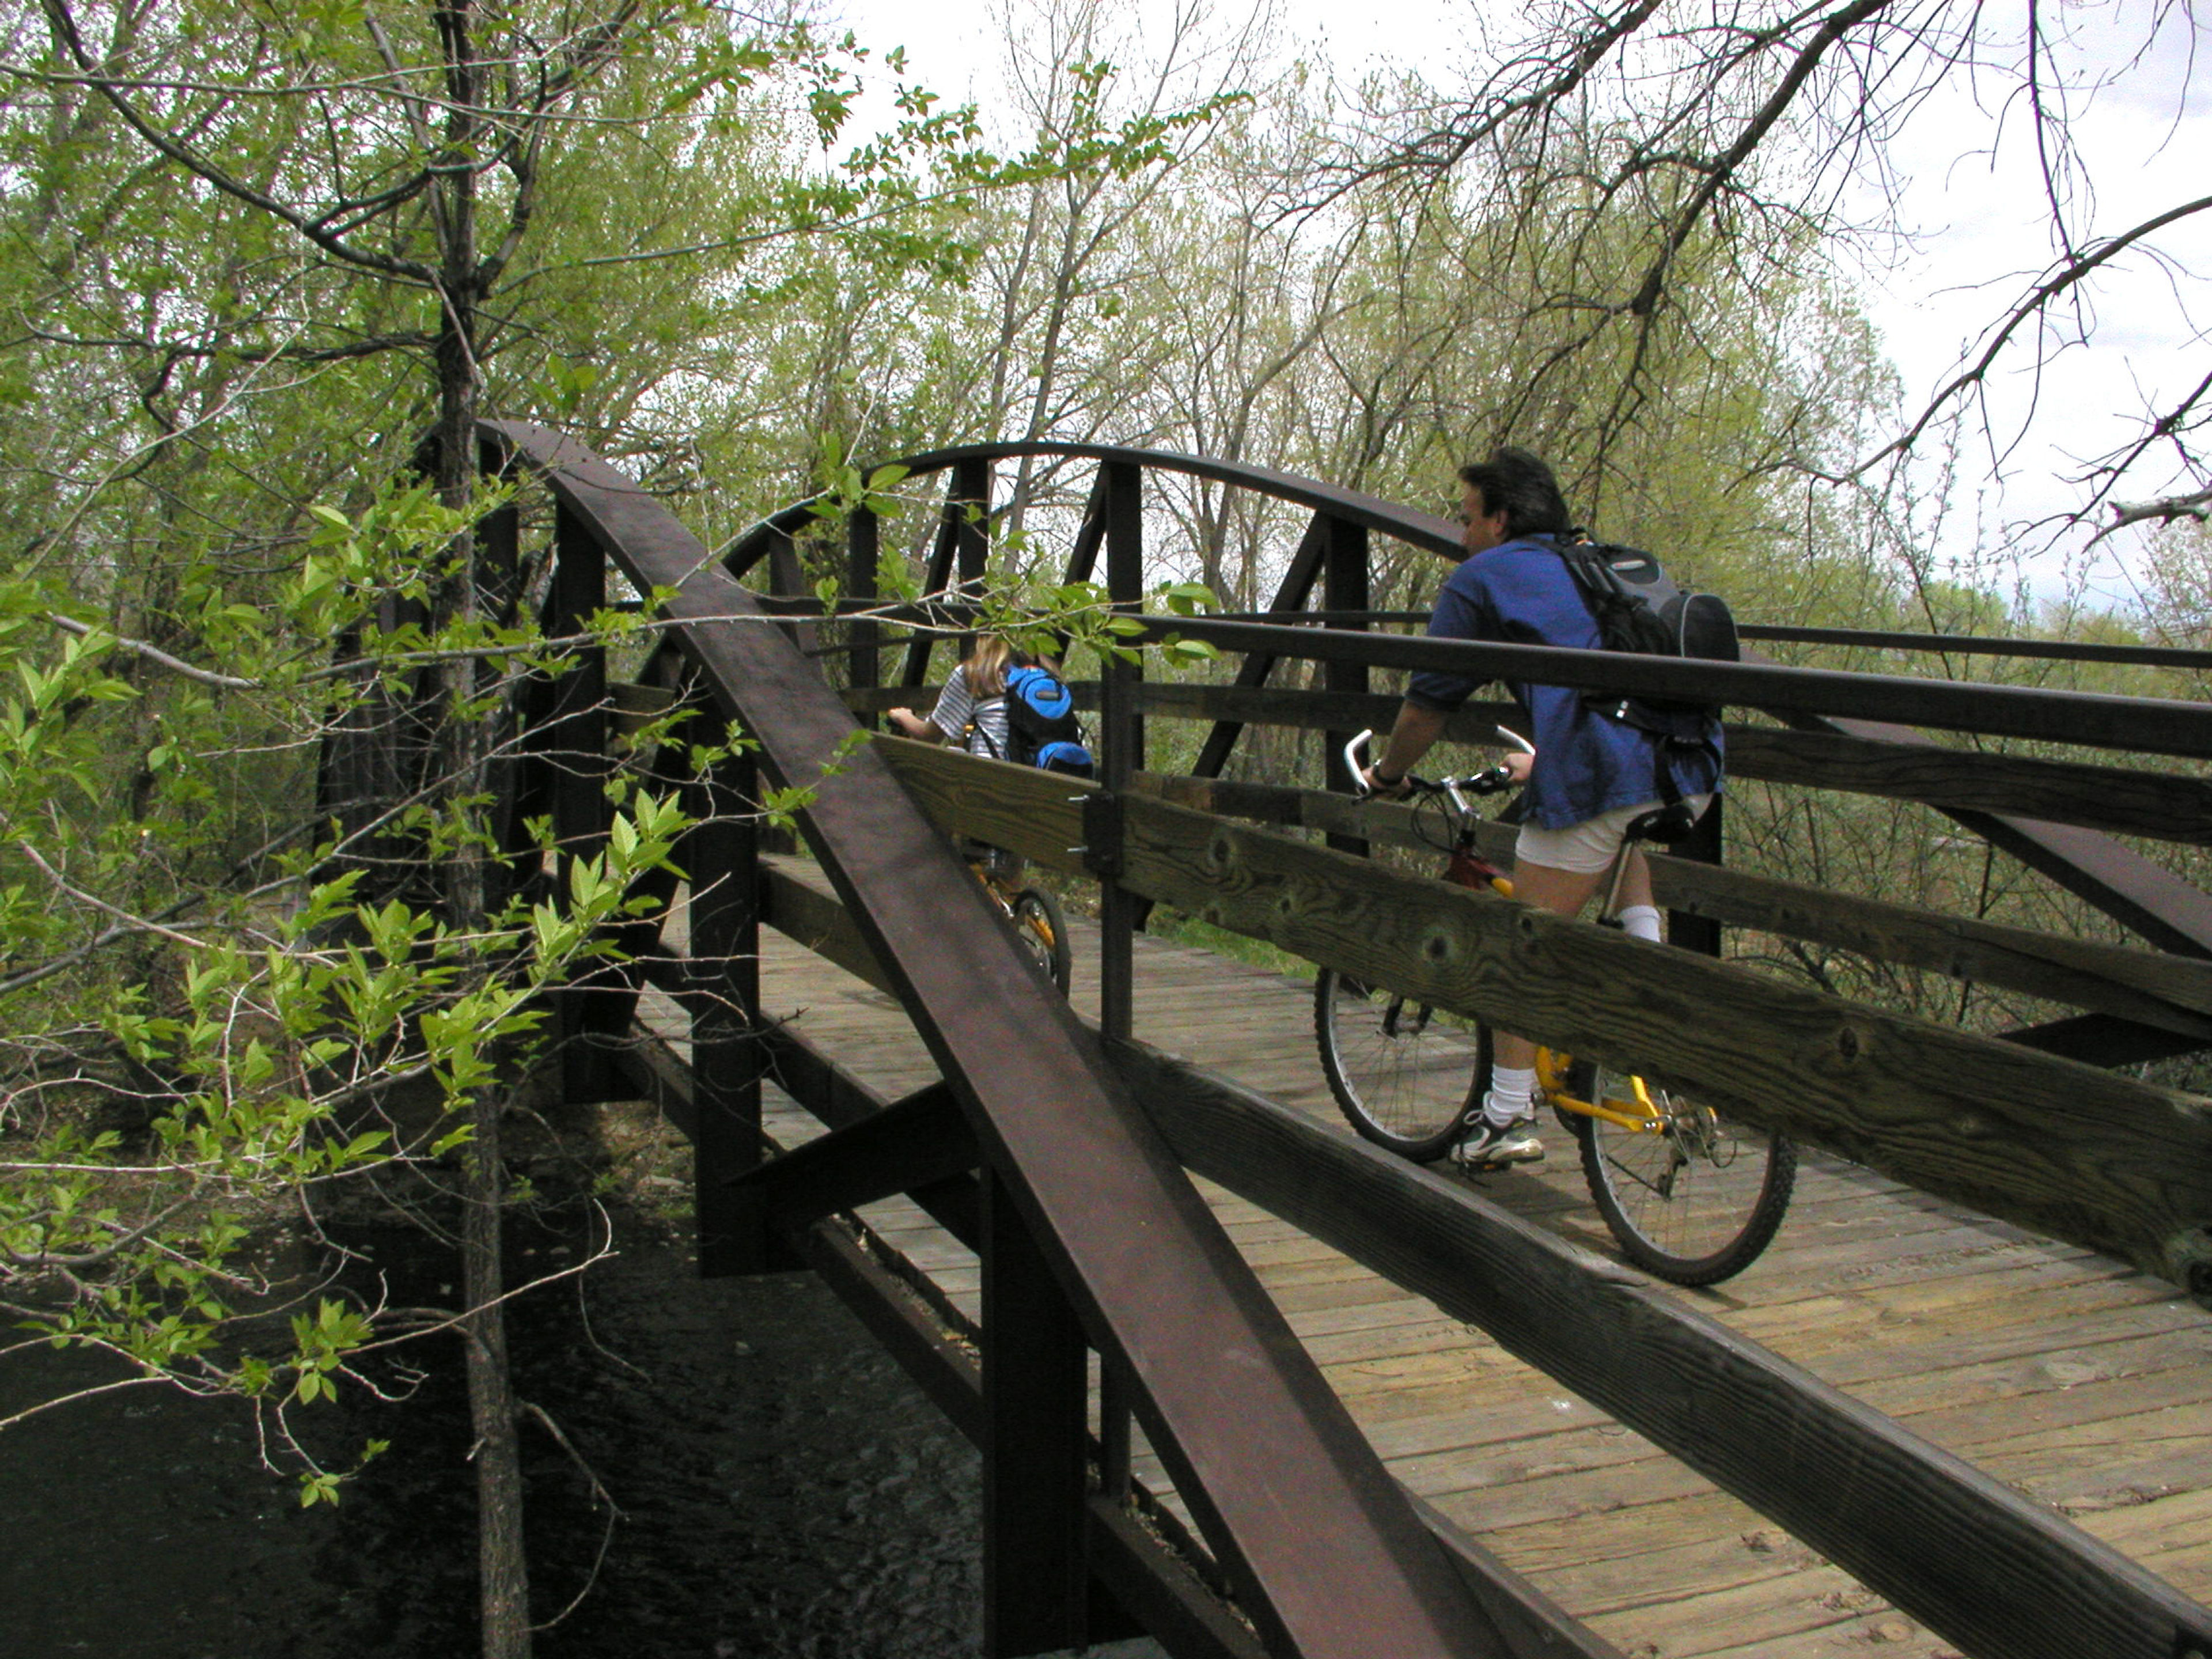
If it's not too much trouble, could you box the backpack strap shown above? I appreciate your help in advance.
[968,697,1007,760]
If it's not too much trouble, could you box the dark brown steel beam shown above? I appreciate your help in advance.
[764,528,822,657]
[1100,461,1144,1041]
[734,1082,977,1233]
[723,501,822,582]
[1190,509,1334,783]
[983,1169,1094,1657]
[749,1029,983,1248]
[547,503,617,1103]
[848,507,880,709]
[1999,1013,2212,1066]
[688,755,772,1274]
[1321,515,1370,860]
[1138,615,2212,762]
[900,457,990,687]
[1741,622,2212,671]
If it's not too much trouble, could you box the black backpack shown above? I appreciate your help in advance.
[981,661,1095,778]
[1555,539,1738,738]
[1553,538,1732,832]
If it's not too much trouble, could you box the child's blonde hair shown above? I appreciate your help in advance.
[964,635,1014,698]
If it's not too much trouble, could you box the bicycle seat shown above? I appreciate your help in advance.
[1624,801,1699,844]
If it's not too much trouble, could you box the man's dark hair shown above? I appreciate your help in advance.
[1457,447,1571,540]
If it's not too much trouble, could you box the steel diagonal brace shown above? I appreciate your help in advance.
[732,1082,978,1236]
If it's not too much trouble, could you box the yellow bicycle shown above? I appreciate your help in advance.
[967,845,1072,995]
[1315,732,1795,1286]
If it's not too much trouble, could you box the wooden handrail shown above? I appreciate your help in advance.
[874,736,2212,1291]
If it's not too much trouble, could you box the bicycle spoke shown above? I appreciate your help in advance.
[1314,971,1482,1160]
[1580,1070,1796,1286]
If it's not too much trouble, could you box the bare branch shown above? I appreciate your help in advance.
[17,840,213,950]
[44,611,259,690]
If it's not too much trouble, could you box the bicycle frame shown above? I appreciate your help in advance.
[967,851,1020,910]
[1394,741,1666,1141]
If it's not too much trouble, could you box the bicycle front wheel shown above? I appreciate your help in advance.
[1313,970,1484,1160]
[1577,1068,1796,1286]
[1011,887,1073,995]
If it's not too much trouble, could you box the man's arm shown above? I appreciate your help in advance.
[1363,702,1448,795]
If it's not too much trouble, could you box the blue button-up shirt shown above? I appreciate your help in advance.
[1405,535,1722,829]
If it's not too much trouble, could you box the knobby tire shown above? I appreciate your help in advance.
[1011,887,1073,995]
[1573,1065,1796,1286]
[1312,969,1484,1161]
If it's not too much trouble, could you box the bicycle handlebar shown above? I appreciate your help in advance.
[1343,728,1522,804]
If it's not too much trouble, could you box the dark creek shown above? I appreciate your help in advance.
[1,1202,989,1658]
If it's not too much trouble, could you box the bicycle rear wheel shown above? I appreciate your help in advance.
[1577,1067,1796,1285]
[1011,887,1072,995]
[1313,970,1484,1160]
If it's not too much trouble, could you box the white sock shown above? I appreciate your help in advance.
[1619,904,1663,944]
[1482,1065,1536,1127]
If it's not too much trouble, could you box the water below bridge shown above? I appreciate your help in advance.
[0,1195,1161,1658]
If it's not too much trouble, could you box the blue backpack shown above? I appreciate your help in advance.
[985,662,1094,778]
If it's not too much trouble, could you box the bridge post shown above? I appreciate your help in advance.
[982,1169,1094,1658]
[480,499,540,914]
[1099,461,1144,1040]
[1321,514,1370,858]
[848,507,880,717]
[547,503,619,1104]
[688,752,775,1275]
[956,454,991,612]
[1669,794,1724,958]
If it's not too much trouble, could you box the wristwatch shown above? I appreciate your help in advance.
[1371,767,1403,788]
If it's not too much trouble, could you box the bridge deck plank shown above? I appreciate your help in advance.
[639,876,2212,1658]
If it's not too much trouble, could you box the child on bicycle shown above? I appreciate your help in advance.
[1359,448,1722,1171]
[889,634,1016,757]
[889,635,1031,885]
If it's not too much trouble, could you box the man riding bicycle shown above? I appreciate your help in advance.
[1360,448,1722,1170]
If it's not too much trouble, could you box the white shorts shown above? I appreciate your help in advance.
[1514,794,1714,874]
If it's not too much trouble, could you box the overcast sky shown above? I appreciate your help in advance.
[830,0,2210,608]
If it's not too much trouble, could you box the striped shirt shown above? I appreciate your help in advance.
[929,664,1013,760]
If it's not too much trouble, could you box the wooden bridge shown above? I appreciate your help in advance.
[329,425,2212,1658]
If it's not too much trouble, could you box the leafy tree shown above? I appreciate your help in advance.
[0,3,1227,1653]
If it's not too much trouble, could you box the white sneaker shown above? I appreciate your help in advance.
[1455,1116,1544,1169]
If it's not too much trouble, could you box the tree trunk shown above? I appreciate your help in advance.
[462,1085,531,1659]
[430,3,532,1653]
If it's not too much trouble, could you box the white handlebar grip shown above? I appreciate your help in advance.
[1345,729,1375,797]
